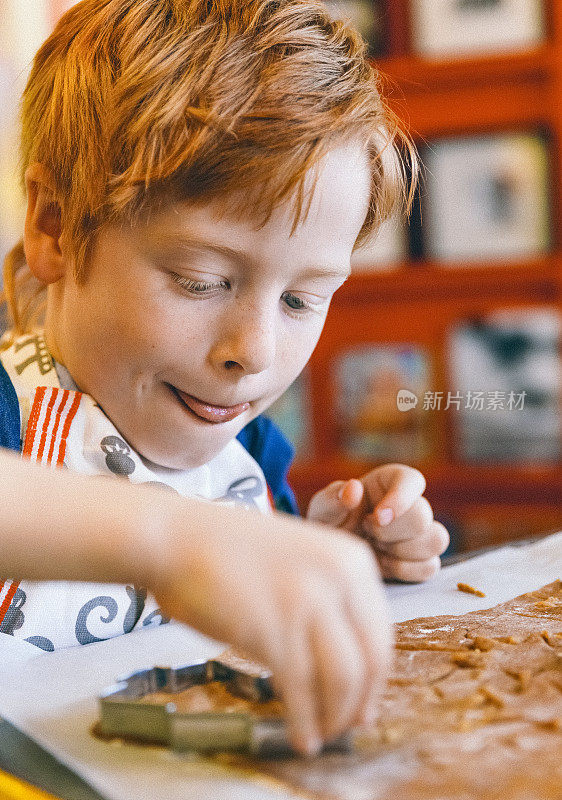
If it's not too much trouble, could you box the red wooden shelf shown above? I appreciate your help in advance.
[373,47,557,137]
[289,459,562,507]
[334,257,561,306]
[377,47,552,93]
[286,0,562,545]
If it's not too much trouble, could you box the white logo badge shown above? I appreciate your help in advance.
[397,389,418,412]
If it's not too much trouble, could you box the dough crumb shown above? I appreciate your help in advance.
[534,718,561,731]
[498,635,521,645]
[471,636,495,651]
[534,596,562,610]
[457,582,486,597]
[451,651,484,668]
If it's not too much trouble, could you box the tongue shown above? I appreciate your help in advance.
[177,390,250,423]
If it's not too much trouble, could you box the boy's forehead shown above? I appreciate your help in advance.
[142,138,371,241]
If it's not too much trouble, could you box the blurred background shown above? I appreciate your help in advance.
[1,0,561,554]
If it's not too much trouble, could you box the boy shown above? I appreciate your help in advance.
[0,0,448,753]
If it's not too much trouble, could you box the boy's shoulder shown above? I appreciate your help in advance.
[0,355,21,451]
[237,416,299,515]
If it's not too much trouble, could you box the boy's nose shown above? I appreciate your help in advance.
[211,306,277,376]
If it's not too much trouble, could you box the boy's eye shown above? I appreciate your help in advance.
[171,273,229,294]
[281,291,312,311]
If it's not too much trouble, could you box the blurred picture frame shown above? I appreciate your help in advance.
[422,133,550,263]
[448,308,561,463]
[411,0,545,58]
[334,344,433,462]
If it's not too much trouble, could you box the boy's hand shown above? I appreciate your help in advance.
[0,452,392,759]
[150,499,393,757]
[306,464,449,582]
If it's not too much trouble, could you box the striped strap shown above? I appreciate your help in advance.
[0,388,82,626]
[0,579,20,627]
[22,387,82,467]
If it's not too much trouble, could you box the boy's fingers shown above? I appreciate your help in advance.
[275,634,322,756]
[371,466,426,526]
[375,521,450,561]
[340,478,364,509]
[377,553,441,583]
[346,574,393,728]
[312,607,366,742]
[307,479,364,527]
[364,496,434,543]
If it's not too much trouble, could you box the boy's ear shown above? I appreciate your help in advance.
[24,163,67,284]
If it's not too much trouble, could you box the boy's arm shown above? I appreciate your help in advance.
[0,447,391,755]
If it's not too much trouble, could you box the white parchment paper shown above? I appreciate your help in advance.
[0,532,560,800]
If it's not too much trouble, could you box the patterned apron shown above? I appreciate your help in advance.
[0,332,270,651]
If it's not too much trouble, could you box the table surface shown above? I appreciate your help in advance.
[0,536,550,800]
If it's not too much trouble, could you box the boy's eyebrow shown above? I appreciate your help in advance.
[297,266,351,281]
[147,232,351,278]
[148,232,247,266]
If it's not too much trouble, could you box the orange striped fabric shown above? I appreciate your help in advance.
[22,387,82,467]
[0,388,81,625]
[0,580,20,627]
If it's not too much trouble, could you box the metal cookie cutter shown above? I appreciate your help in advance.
[98,654,352,758]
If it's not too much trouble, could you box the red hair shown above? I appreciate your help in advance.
[2,0,417,336]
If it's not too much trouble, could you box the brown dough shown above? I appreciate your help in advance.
[232,580,562,800]
[125,581,562,799]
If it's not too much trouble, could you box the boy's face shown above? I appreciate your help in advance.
[50,141,371,468]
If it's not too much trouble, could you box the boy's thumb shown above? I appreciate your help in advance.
[306,479,363,527]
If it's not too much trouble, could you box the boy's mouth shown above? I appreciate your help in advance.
[172,387,250,424]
